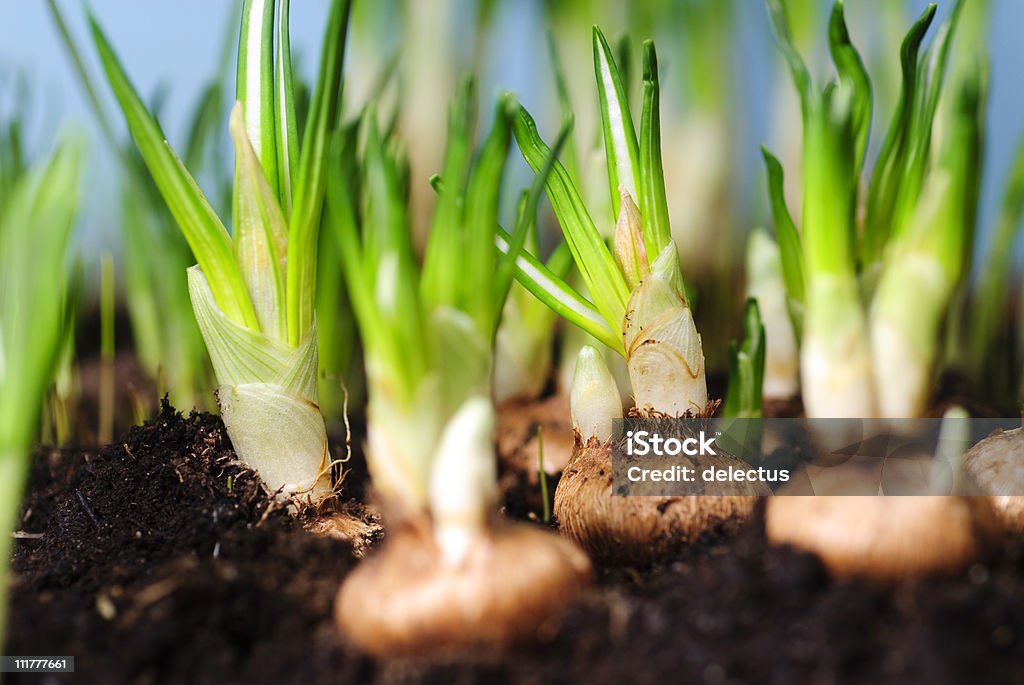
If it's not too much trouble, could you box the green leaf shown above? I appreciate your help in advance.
[236,0,279,191]
[422,76,478,317]
[638,40,671,257]
[90,14,259,330]
[0,135,82,656]
[890,0,962,242]
[494,117,571,320]
[766,0,813,124]
[45,0,119,153]
[286,0,351,347]
[495,229,622,353]
[722,299,766,419]
[510,101,630,335]
[862,3,936,263]
[325,130,383,368]
[760,147,805,315]
[464,97,511,331]
[275,0,299,215]
[229,103,289,340]
[827,0,872,175]
[593,25,640,218]
[801,86,858,278]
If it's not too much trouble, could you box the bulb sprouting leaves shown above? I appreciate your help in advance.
[611,188,708,418]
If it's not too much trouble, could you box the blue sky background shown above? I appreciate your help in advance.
[2,0,1023,282]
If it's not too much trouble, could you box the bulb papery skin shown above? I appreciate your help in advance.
[613,187,648,290]
[801,274,876,419]
[218,383,330,500]
[869,252,948,418]
[429,395,498,566]
[188,267,331,504]
[623,274,707,416]
[570,346,623,442]
[746,229,799,399]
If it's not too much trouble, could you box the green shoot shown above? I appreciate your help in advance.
[765,0,979,418]
[722,299,766,419]
[91,0,352,503]
[0,137,82,656]
[508,28,707,419]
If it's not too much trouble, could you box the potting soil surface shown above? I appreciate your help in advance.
[7,403,1024,684]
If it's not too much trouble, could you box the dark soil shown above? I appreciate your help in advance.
[7,403,1024,684]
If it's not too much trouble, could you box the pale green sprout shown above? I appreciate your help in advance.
[505,28,708,430]
[327,77,563,552]
[764,0,981,418]
[91,0,352,503]
[722,299,767,420]
[746,228,798,400]
[0,139,82,653]
[330,83,593,657]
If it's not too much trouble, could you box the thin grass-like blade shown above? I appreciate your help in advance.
[236,0,278,189]
[638,40,671,257]
[972,130,1024,368]
[510,101,629,333]
[286,0,350,347]
[422,76,477,316]
[495,229,621,353]
[890,1,962,241]
[760,146,805,333]
[593,26,640,218]
[91,15,259,330]
[275,0,299,215]
[722,298,766,418]
[862,3,936,263]
[464,97,511,331]
[495,118,570,314]
[828,1,872,175]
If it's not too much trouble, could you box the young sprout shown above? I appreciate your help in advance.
[91,0,352,504]
[330,84,589,655]
[505,29,767,564]
[722,298,767,420]
[746,228,799,401]
[494,36,620,481]
[763,0,981,418]
[0,138,82,651]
